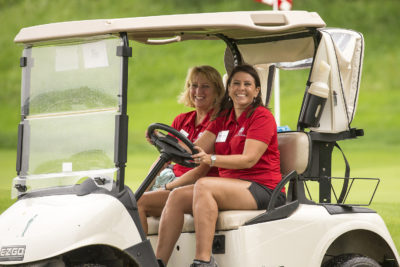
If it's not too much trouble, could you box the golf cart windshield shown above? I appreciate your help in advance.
[12,36,123,198]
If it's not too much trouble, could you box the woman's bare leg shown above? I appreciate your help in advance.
[193,177,257,261]
[137,190,170,235]
[156,185,194,264]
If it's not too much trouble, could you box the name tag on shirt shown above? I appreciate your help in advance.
[180,129,189,137]
[216,130,229,142]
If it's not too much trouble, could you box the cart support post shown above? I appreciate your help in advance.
[311,141,334,203]
[115,32,132,192]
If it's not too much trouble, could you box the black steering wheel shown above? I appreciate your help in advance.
[147,123,199,168]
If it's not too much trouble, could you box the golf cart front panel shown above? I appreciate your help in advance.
[0,193,141,264]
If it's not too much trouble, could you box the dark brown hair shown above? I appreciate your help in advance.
[214,64,264,119]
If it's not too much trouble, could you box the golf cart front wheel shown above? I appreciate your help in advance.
[323,254,380,267]
[74,264,106,267]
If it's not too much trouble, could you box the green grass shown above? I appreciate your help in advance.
[0,150,16,212]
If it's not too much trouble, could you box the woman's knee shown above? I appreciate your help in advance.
[194,177,215,195]
[165,187,191,208]
[137,193,149,210]
[195,177,212,188]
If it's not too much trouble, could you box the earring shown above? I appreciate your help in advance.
[228,97,232,102]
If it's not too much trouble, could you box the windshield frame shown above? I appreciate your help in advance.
[13,34,131,199]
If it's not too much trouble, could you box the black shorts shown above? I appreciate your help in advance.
[247,182,286,210]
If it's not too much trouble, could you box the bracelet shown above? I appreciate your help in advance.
[162,184,170,191]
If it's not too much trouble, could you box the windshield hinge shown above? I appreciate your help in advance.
[15,184,27,193]
[117,46,132,57]
[20,57,27,67]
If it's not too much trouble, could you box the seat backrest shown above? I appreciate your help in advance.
[278,132,311,176]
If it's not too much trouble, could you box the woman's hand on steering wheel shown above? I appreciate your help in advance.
[192,146,211,166]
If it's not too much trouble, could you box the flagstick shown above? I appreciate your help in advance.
[274,64,280,126]
[273,0,278,10]
[273,0,281,126]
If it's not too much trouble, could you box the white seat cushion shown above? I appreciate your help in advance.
[147,214,194,235]
[147,210,265,235]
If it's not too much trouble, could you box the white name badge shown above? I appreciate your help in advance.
[180,129,189,137]
[216,130,229,142]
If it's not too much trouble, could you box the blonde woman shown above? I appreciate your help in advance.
[138,65,224,236]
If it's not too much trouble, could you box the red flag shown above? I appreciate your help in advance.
[254,0,293,10]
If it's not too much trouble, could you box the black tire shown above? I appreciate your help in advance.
[323,254,380,267]
[21,258,65,266]
[74,265,107,267]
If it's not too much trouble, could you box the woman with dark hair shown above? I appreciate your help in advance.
[155,65,285,267]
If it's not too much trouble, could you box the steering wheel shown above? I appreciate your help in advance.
[147,123,199,168]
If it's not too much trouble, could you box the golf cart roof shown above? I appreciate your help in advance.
[14,10,325,44]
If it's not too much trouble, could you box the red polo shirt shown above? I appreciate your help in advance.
[206,106,282,190]
[171,110,218,177]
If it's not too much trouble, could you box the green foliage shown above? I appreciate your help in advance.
[33,149,113,174]
[28,87,117,114]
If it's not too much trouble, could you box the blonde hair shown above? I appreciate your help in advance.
[178,65,225,112]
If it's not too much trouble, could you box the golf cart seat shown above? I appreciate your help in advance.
[147,131,310,235]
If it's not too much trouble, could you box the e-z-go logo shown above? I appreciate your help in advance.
[0,245,26,261]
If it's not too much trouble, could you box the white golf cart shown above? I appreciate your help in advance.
[0,10,399,267]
